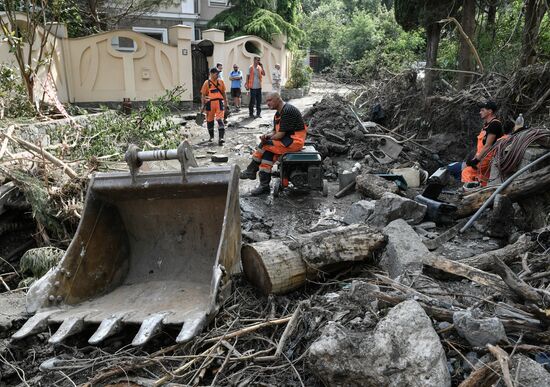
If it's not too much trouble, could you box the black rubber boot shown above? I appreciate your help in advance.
[218,126,225,146]
[207,122,214,142]
[240,160,260,180]
[250,171,271,196]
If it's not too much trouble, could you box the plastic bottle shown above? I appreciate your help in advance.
[515,113,524,128]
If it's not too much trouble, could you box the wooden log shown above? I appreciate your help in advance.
[370,290,544,333]
[458,361,499,387]
[492,256,542,303]
[487,345,513,387]
[241,224,385,294]
[423,254,514,297]
[458,234,537,270]
[457,164,550,217]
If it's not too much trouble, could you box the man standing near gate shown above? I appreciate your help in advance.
[229,64,243,111]
[245,56,265,118]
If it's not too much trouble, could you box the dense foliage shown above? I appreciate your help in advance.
[207,0,303,46]
[303,0,423,76]
[302,0,549,86]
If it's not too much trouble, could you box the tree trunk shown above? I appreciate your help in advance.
[486,0,497,42]
[457,0,477,89]
[424,22,442,96]
[457,164,550,217]
[458,234,537,271]
[521,0,549,66]
[241,224,385,294]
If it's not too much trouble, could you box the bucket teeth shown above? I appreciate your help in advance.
[131,313,168,346]
[12,311,56,340]
[88,314,125,345]
[48,315,86,344]
[176,313,207,343]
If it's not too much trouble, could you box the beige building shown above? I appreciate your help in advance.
[117,0,231,42]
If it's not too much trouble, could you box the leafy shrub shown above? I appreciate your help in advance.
[285,51,313,89]
[0,65,34,118]
[48,87,186,163]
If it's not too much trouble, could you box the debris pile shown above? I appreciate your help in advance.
[1,71,550,386]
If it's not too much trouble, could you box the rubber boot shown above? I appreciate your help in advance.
[218,125,225,146]
[239,160,260,180]
[207,122,214,142]
[250,171,271,196]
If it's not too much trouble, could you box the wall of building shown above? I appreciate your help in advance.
[203,30,288,93]
[64,27,193,102]
[198,0,230,22]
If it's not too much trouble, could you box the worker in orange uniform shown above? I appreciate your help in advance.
[201,67,228,145]
[240,92,307,195]
[461,101,503,187]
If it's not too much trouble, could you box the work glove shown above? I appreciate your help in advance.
[466,158,479,168]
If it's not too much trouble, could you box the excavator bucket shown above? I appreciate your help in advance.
[14,142,241,345]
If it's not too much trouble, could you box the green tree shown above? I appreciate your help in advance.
[0,0,68,110]
[521,0,549,65]
[395,0,458,95]
[457,0,477,89]
[208,0,303,46]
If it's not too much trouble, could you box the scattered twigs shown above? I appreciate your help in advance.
[0,125,15,160]
[204,316,292,344]
[0,131,78,179]
[256,302,304,362]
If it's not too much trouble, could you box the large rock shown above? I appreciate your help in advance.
[308,300,451,387]
[0,291,27,332]
[343,200,376,225]
[379,219,428,278]
[501,354,550,386]
[356,173,399,199]
[370,192,427,227]
[453,309,507,347]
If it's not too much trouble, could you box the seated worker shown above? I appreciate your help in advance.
[201,67,228,145]
[240,92,307,195]
[461,100,503,187]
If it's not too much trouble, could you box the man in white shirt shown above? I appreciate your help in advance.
[271,63,282,93]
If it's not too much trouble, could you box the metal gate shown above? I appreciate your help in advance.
[192,44,209,102]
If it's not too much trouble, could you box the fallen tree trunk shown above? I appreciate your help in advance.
[492,256,542,303]
[241,224,385,294]
[457,164,550,217]
[424,254,513,297]
[458,234,537,270]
